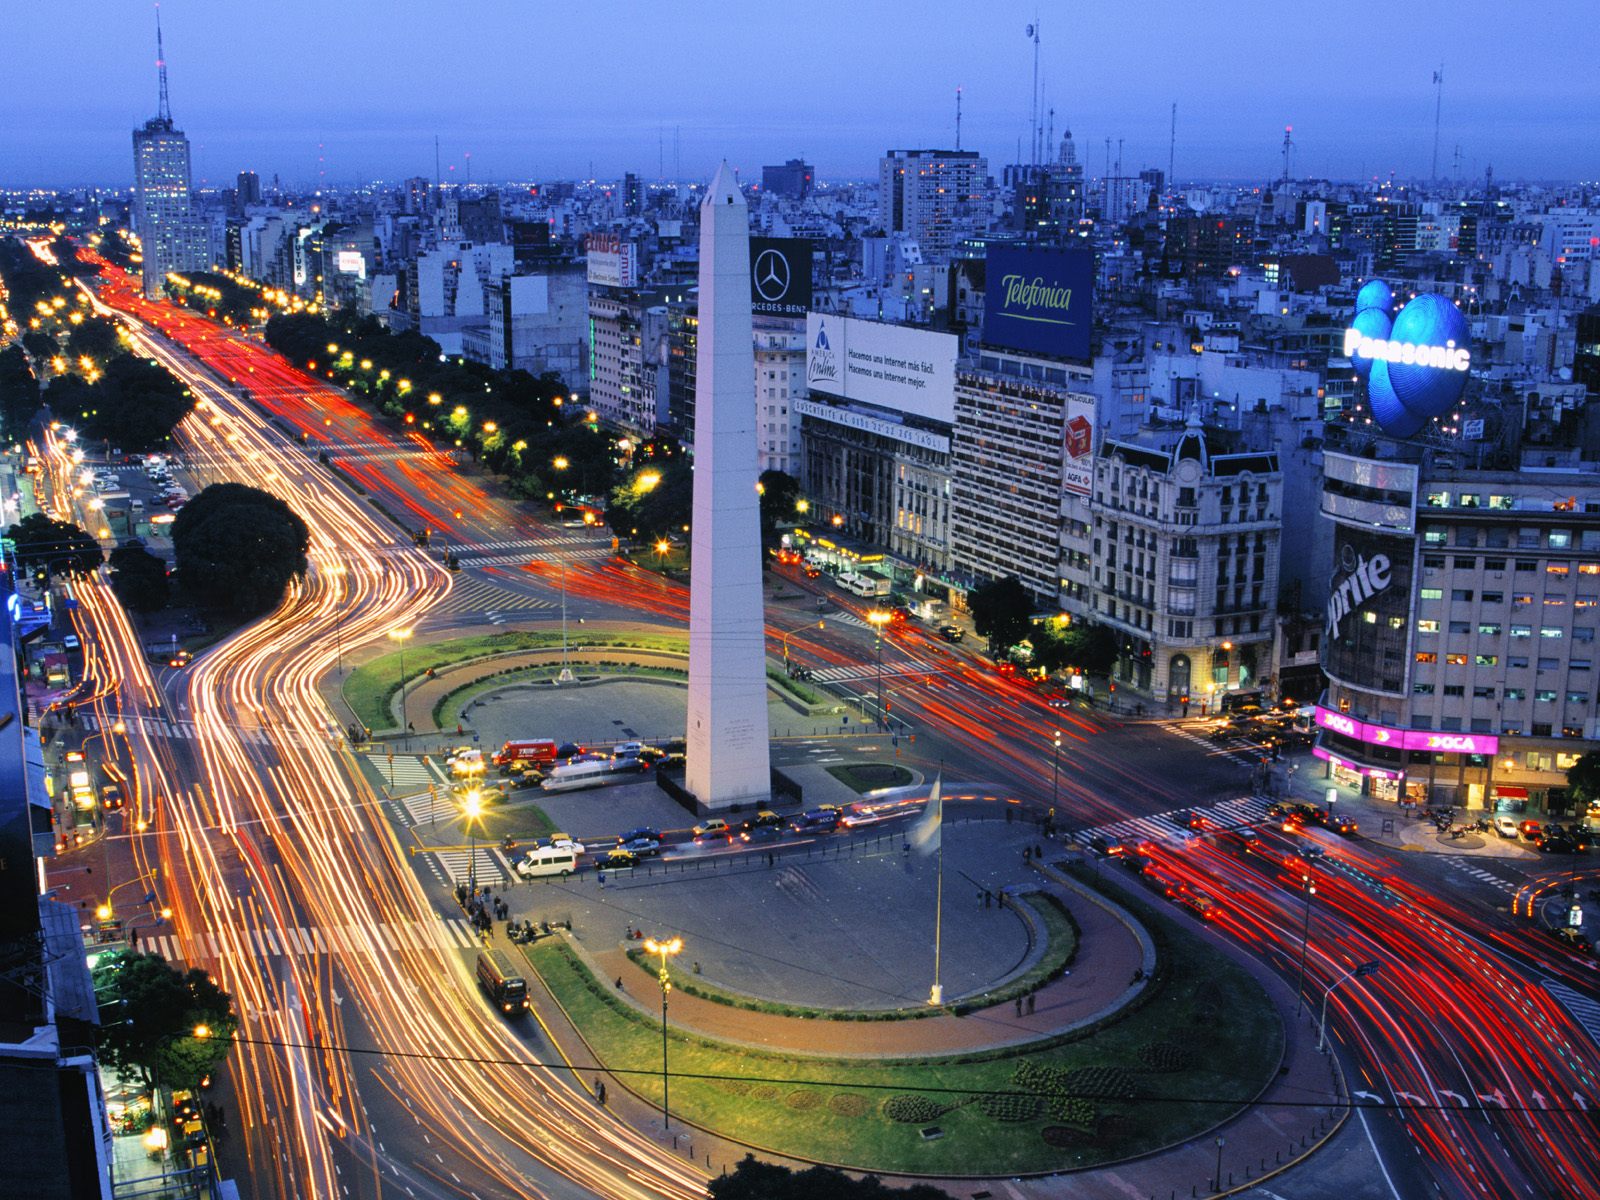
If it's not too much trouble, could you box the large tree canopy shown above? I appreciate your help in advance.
[97,952,236,1088]
[6,511,103,579]
[967,575,1035,655]
[710,1157,952,1200]
[108,544,170,612]
[171,482,309,616]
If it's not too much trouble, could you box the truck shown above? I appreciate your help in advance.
[493,739,558,772]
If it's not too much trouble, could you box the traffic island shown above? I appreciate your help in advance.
[517,826,1283,1177]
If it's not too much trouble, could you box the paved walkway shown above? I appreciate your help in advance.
[575,868,1149,1056]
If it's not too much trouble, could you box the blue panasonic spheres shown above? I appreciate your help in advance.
[1353,281,1470,437]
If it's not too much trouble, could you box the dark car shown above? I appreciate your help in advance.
[619,826,662,845]
[618,836,662,857]
[1538,833,1578,854]
[740,824,782,845]
[1547,926,1594,956]
[554,742,587,761]
[1326,813,1359,836]
[937,624,964,643]
[791,808,840,834]
[740,810,784,833]
[601,848,641,870]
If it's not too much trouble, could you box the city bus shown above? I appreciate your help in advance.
[475,950,530,1017]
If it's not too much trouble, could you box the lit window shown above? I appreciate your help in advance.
[1445,653,1468,666]
[1417,619,1440,634]
[1415,651,1437,664]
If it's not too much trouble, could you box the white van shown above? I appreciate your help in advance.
[449,749,486,777]
[515,847,578,879]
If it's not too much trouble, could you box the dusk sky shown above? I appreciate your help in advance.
[4,0,1596,190]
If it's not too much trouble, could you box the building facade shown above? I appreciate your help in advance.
[1317,449,1600,815]
[878,149,991,263]
[1070,417,1282,702]
[754,321,805,475]
[131,117,205,298]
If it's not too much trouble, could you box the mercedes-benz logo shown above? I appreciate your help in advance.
[754,248,790,302]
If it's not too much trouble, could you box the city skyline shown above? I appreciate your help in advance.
[3,0,1598,190]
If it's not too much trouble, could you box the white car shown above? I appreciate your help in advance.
[1492,816,1520,839]
[547,837,586,856]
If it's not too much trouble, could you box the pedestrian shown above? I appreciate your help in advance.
[1027,993,1035,1015]
[597,870,606,888]
[768,851,775,868]
[1014,996,1023,1018]
[130,926,139,950]
[977,889,984,910]
[1035,844,1043,859]
[1022,846,1031,864]
[615,977,623,990]
[985,890,992,909]
[596,1079,607,1105]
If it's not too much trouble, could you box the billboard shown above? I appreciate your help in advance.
[1348,280,1471,437]
[981,245,1094,361]
[805,314,957,424]
[1321,525,1414,695]
[1062,393,1096,496]
[585,233,637,288]
[749,237,813,317]
[334,250,365,277]
[1313,706,1498,756]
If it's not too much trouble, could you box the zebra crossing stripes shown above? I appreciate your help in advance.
[457,536,599,552]
[79,712,298,747]
[393,786,458,826]
[139,918,481,963]
[434,847,513,887]
[457,548,611,568]
[1070,794,1274,848]
[365,753,442,791]
[445,578,557,614]
[805,661,947,685]
[1443,856,1517,893]
[1544,980,1600,1050]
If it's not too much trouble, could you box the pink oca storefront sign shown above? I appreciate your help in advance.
[1313,706,1499,756]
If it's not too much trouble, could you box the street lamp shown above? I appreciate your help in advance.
[1051,730,1062,815]
[1318,960,1381,1051]
[642,935,683,1128]
[1294,871,1317,1016]
[867,609,892,729]
[324,564,348,675]
[1213,1135,1225,1191]
[388,628,414,748]
[462,790,484,894]
[781,619,826,668]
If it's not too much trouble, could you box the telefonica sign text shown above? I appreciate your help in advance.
[1342,327,1470,373]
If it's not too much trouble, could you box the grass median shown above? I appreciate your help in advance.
[523,894,1281,1176]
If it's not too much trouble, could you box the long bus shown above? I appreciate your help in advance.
[540,758,646,794]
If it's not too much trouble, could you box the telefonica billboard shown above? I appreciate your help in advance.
[1348,279,1471,438]
[981,245,1094,361]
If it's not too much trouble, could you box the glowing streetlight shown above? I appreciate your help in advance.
[388,628,414,749]
[463,789,484,892]
[867,609,893,729]
[642,935,684,1128]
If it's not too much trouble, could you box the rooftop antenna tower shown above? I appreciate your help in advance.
[1046,106,1055,161]
[1280,125,1294,184]
[1169,102,1177,187]
[1025,19,1041,165]
[955,86,963,151]
[154,3,172,123]
[1430,65,1444,181]
[433,134,441,207]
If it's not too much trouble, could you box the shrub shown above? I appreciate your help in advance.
[827,1093,869,1118]
[1047,1095,1096,1126]
[1137,1041,1193,1072]
[719,1079,751,1096]
[1097,1112,1136,1138]
[749,1084,780,1101]
[978,1091,1042,1122]
[785,1089,821,1110]
[1041,1125,1085,1148]
[1063,1066,1138,1101]
[882,1094,944,1124]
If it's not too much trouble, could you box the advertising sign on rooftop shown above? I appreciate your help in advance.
[749,237,813,317]
[805,314,957,425]
[1062,394,1096,497]
[585,232,637,288]
[981,245,1094,361]
[1348,279,1472,438]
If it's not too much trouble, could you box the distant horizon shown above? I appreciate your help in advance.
[4,0,1597,190]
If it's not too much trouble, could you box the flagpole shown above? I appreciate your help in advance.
[930,766,945,1007]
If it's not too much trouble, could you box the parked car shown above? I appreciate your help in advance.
[1547,926,1594,956]
[1493,816,1521,839]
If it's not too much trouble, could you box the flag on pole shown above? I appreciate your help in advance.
[910,773,943,854]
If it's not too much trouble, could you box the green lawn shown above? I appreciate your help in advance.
[524,891,1282,1175]
[430,663,689,728]
[826,763,915,794]
[342,631,688,729]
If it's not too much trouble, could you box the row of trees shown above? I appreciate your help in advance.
[968,575,1121,678]
[96,951,236,1091]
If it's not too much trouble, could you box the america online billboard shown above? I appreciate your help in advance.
[981,246,1094,361]
[1347,280,1471,438]
[804,314,957,425]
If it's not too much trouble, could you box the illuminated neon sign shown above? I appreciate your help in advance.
[1342,327,1469,372]
[1314,705,1497,755]
[1348,280,1472,438]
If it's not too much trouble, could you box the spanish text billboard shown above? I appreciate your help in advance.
[749,237,813,317]
[585,233,637,288]
[804,314,957,425]
[981,246,1094,361]
[1062,393,1096,496]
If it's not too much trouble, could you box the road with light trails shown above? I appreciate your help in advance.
[56,285,709,1200]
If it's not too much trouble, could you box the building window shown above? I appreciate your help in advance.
[1483,591,1503,603]
[1509,656,1529,669]
[1445,653,1468,665]
[1580,564,1600,576]
[1478,623,1502,635]
[1550,531,1572,549]
[1512,594,1533,607]
[1453,557,1478,570]
[1489,495,1515,510]
[1576,628,1596,643]
[1413,683,1435,696]
[1548,563,1570,576]
[1449,621,1471,635]
[1420,588,1443,601]
[1545,598,1567,607]
[1423,555,1446,569]
[1417,619,1440,634]
[1458,494,1481,508]
[1539,657,1560,670]
[1443,685,1465,697]
[1475,655,1498,666]
[1511,625,1532,638]
[1424,528,1447,545]
[1540,628,1565,639]
[1484,559,1506,572]
[1415,651,1437,664]
[1572,660,1592,671]
[1516,559,1537,571]
[1474,686,1496,699]
[1505,687,1527,701]
[1452,589,1473,602]
[1425,491,1450,507]
[1536,690,1558,703]
[1567,692,1588,705]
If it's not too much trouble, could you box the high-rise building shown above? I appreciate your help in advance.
[130,13,205,297]
[878,149,991,263]
[762,159,813,200]
[622,172,643,217]
[235,169,261,211]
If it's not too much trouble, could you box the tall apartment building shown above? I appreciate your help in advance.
[1066,416,1282,701]
[949,350,1093,602]
[878,149,991,263]
[483,264,588,380]
[235,169,261,209]
[131,110,205,297]
[754,321,805,475]
[762,159,814,200]
[1317,448,1600,815]
[588,287,686,435]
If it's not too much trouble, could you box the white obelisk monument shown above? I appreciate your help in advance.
[684,162,772,812]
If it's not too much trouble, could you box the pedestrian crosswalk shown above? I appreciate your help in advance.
[457,548,611,568]
[138,917,485,963]
[1545,980,1600,1049]
[365,753,444,792]
[443,577,558,616]
[1442,855,1518,894]
[434,847,513,887]
[458,536,599,553]
[79,712,310,747]
[1162,721,1267,763]
[803,660,948,686]
[1069,794,1273,848]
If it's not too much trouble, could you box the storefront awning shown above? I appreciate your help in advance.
[1492,785,1529,800]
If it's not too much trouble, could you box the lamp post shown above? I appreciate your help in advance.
[1213,1135,1225,1192]
[388,627,413,748]
[1319,960,1382,1051]
[325,564,348,675]
[463,789,483,894]
[867,609,891,729]
[1051,730,1062,813]
[642,935,683,1128]
[780,619,826,668]
[1294,870,1317,1015]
